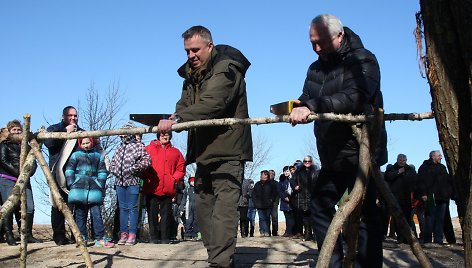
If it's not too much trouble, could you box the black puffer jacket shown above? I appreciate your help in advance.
[417,159,452,202]
[299,27,387,172]
[0,141,37,178]
[290,166,319,211]
[384,163,417,201]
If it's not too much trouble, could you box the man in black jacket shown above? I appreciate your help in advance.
[417,150,452,245]
[252,170,278,237]
[384,154,417,243]
[44,106,83,245]
[290,14,387,267]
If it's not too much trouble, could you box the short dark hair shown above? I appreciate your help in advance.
[62,106,76,116]
[260,170,269,177]
[182,25,213,44]
[283,166,290,172]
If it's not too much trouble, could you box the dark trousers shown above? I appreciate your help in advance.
[146,194,172,242]
[270,200,279,236]
[238,206,249,237]
[74,204,104,240]
[195,161,243,268]
[184,205,199,238]
[51,190,70,242]
[424,200,448,244]
[257,208,272,235]
[443,204,456,243]
[393,198,413,242]
[311,169,383,268]
[283,210,295,235]
[293,207,307,235]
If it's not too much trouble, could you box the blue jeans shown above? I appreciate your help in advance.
[247,207,256,222]
[116,185,140,234]
[424,200,448,244]
[0,178,34,214]
[257,208,271,235]
[74,204,104,240]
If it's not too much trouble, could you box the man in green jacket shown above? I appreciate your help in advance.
[158,25,253,268]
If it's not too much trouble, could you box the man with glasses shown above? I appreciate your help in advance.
[44,106,83,245]
[384,154,417,243]
[158,25,252,267]
[290,156,318,241]
[289,14,388,267]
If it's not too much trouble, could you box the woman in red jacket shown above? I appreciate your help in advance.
[142,131,185,244]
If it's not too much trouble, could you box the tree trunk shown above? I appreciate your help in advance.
[419,0,472,265]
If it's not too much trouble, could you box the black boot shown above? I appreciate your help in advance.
[303,222,313,241]
[4,215,16,246]
[249,222,254,237]
[26,214,42,243]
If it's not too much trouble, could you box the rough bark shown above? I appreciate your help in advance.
[419,0,472,265]
[315,125,371,268]
[20,114,31,268]
[29,139,93,268]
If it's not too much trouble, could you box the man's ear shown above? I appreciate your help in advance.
[208,42,214,52]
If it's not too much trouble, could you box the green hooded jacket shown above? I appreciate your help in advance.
[176,45,253,166]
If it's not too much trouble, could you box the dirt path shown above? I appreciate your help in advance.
[0,235,465,267]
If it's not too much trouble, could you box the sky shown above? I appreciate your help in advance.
[1,1,455,223]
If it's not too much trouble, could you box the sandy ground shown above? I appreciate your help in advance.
[0,219,465,267]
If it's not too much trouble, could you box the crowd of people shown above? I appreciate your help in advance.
[0,14,458,268]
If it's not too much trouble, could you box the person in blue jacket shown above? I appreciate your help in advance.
[65,137,113,247]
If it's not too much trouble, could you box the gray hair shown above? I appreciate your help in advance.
[182,25,213,44]
[429,150,440,158]
[310,14,344,38]
[397,153,407,160]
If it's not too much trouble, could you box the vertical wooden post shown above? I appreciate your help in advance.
[19,114,31,268]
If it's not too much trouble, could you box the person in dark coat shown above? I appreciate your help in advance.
[157,25,252,268]
[180,177,199,240]
[0,120,39,245]
[289,14,388,267]
[268,169,280,236]
[278,166,295,237]
[290,156,319,241]
[246,179,256,237]
[384,154,417,243]
[44,106,84,245]
[252,170,278,236]
[417,150,452,245]
[238,178,252,238]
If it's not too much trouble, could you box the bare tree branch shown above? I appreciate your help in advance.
[245,133,273,180]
